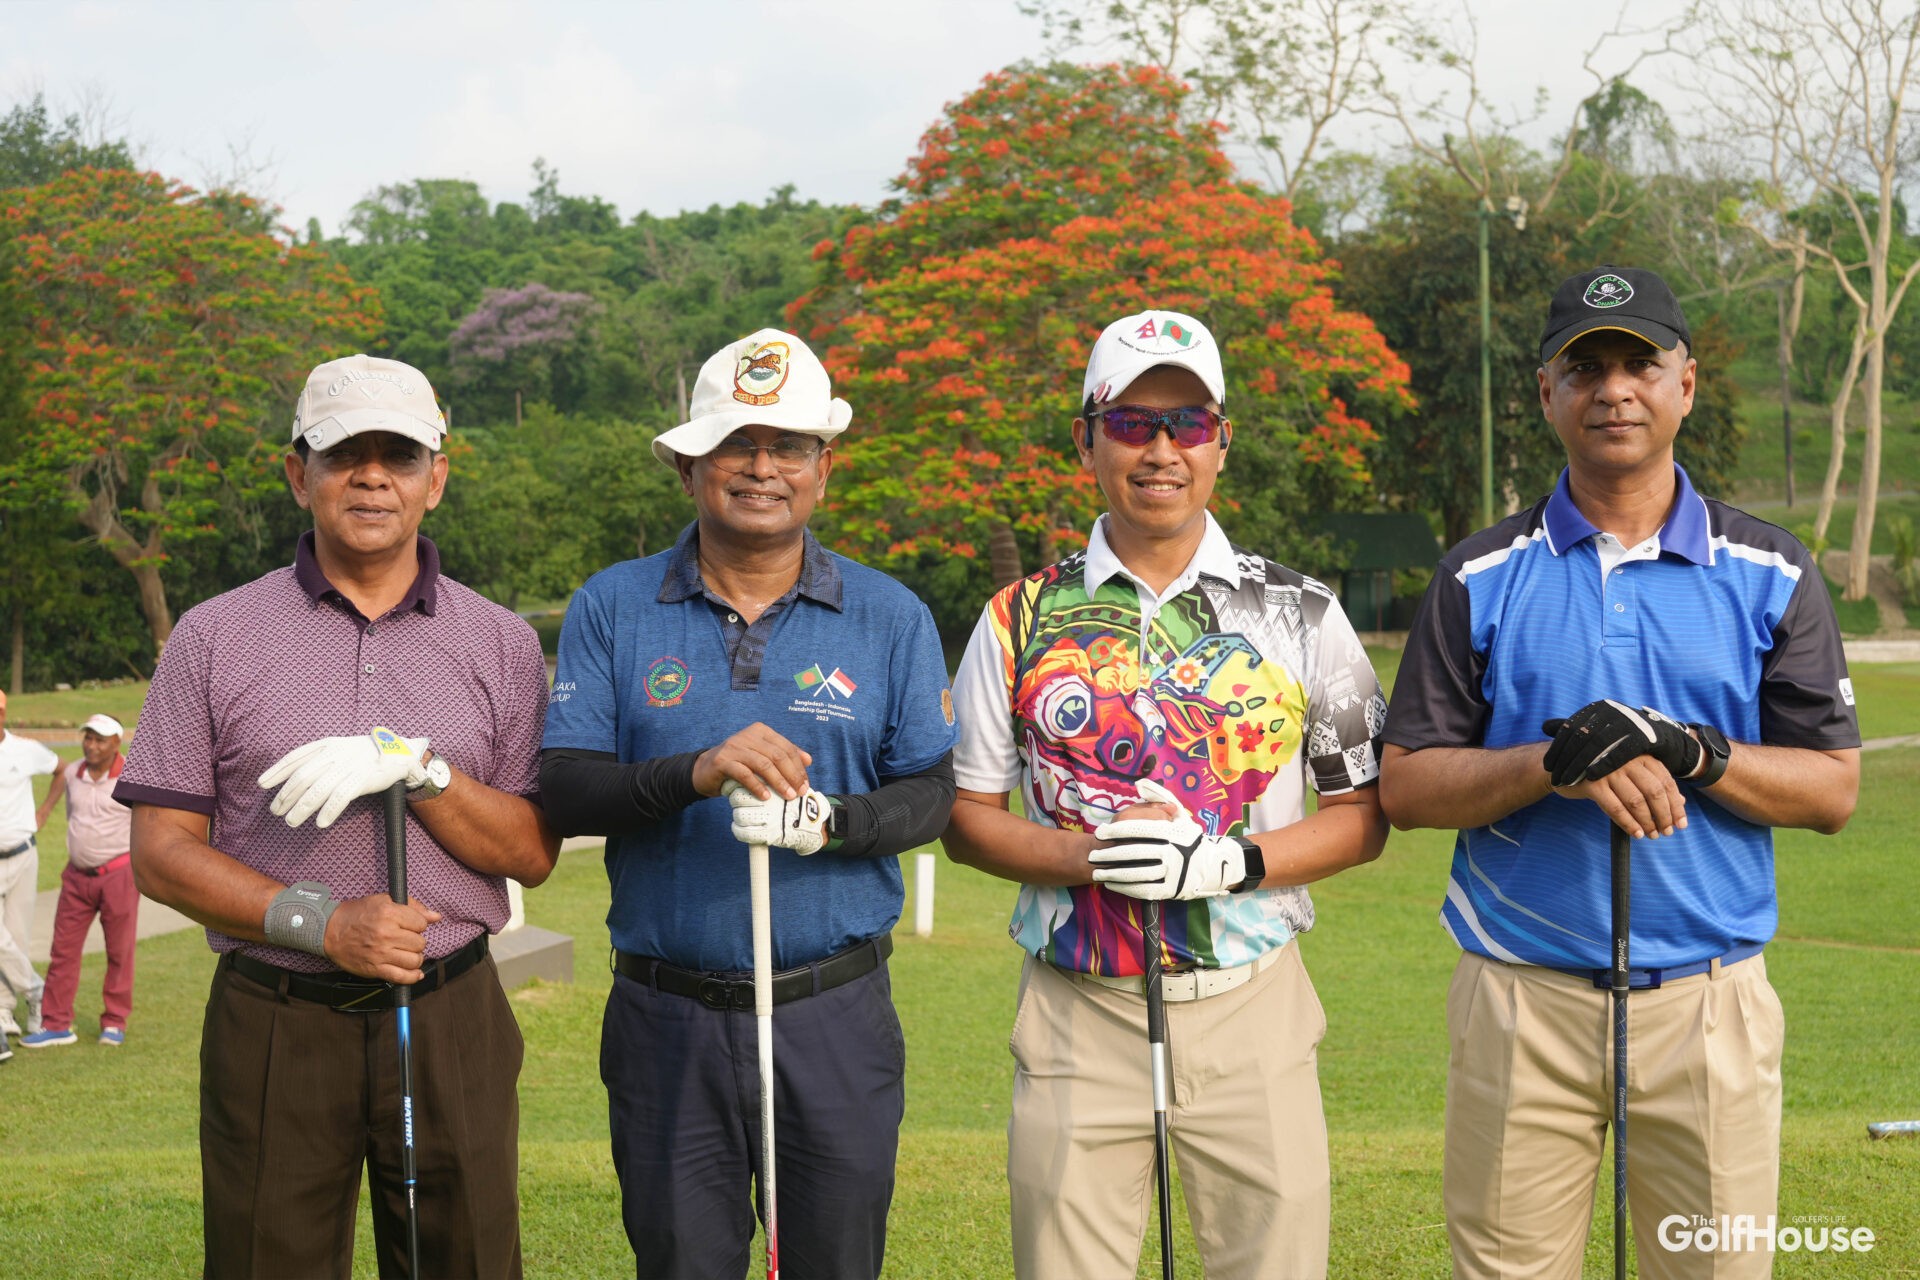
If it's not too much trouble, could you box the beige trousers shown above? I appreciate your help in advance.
[1444,950,1784,1280]
[1008,941,1331,1280]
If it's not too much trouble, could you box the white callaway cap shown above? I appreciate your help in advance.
[652,328,851,468]
[81,713,124,737]
[292,354,447,453]
[1082,309,1227,409]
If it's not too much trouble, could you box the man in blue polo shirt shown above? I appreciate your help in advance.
[1380,265,1860,1280]
[539,328,957,1280]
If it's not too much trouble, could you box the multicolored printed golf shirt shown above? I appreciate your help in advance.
[951,514,1386,976]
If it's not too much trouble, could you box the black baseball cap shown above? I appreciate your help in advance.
[1538,265,1691,364]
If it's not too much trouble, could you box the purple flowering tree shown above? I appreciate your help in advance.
[447,282,600,425]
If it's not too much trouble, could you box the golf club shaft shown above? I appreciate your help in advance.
[1611,821,1631,1280]
[750,841,779,1280]
[1143,901,1174,1280]
[383,781,421,1280]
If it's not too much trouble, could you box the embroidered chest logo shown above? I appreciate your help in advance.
[733,340,791,407]
[645,656,692,707]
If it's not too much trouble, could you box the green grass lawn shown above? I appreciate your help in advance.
[4,681,148,730]
[3,747,1916,1277]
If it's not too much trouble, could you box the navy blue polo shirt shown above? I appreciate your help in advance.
[1386,466,1859,970]
[543,523,957,971]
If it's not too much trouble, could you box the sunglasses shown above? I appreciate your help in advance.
[1091,405,1226,448]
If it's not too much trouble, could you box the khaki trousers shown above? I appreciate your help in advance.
[1009,941,1330,1280]
[1444,950,1784,1280]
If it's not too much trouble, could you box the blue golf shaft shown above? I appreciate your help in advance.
[1611,822,1631,1280]
[385,781,421,1279]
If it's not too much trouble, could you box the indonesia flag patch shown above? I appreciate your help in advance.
[825,667,857,699]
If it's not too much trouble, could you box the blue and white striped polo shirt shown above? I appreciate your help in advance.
[1385,466,1859,970]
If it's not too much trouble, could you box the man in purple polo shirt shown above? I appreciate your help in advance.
[118,353,559,1279]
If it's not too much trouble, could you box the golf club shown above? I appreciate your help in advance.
[1143,901,1175,1280]
[750,836,780,1280]
[1611,821,1631,1280]
[383,780,422,1280]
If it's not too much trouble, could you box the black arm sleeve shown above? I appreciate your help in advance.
[828,753,956,860]
[537,747,704,838]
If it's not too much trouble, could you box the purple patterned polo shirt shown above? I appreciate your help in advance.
[117,533,548,972]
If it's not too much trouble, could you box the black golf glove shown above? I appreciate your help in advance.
[1542,699,1703,787]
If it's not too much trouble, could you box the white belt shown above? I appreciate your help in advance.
[1061,945,1283,1003]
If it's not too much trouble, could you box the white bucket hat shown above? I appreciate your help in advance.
[652,328,851,468]
[292,354,447,452]
[1082,309,1227,410]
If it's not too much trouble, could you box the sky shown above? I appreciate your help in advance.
[2,0,1665,235]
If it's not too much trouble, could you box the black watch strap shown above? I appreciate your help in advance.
[1232,837,1265,893]
[1689,723,1732,787]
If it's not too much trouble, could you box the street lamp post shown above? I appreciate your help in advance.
[1478,195,1528,530]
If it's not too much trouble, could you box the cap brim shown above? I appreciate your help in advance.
[1540,319,1686,365]
[296,409,444,453]
[651,399,852,468]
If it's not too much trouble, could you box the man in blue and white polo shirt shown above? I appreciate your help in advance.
[539,328,957,1280]
[1381,265,1860,1280]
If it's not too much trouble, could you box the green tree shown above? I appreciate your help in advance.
[0,94,134,189]
[1337,159,1745,545]
[428,405,693,608]
[791,63,1410,626]
[0,168,382,648]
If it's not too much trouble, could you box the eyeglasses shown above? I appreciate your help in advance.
[708,435,824,475]
[1092,405,1226,448]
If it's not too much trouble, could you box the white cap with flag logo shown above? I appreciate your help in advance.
[1082,309,1227,410]
[651,328,852,468]
[292,354,447,453]
[81,714,124,738]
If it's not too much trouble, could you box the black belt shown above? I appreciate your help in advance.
[0,837,34,860]
[226,933,489,1012]
[614,933,893,1011]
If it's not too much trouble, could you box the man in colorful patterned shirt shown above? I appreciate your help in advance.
[944,309,1389,1280]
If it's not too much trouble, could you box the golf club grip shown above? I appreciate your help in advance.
[384,781,410,907]
[749,842,778,1280]
[1611,822,1630,1280]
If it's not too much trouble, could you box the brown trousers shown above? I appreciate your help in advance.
[199,952,525,1280]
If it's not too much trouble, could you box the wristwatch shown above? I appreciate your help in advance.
[408,750,452,801]
[1231,837,1265,893]
[1688,723,1731,787]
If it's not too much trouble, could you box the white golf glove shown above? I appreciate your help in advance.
[259,727,431,829]
[727,783,833,856]
[1090,779,1248,900]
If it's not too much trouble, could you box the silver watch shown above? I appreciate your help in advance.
[409,752,452,801]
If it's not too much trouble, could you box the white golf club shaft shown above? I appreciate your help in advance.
[750,840,779,1280]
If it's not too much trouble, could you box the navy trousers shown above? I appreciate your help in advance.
[601,958,906,1280]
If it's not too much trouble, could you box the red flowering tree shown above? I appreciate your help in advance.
[0,169,381,646]
[789,64,1411,602]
